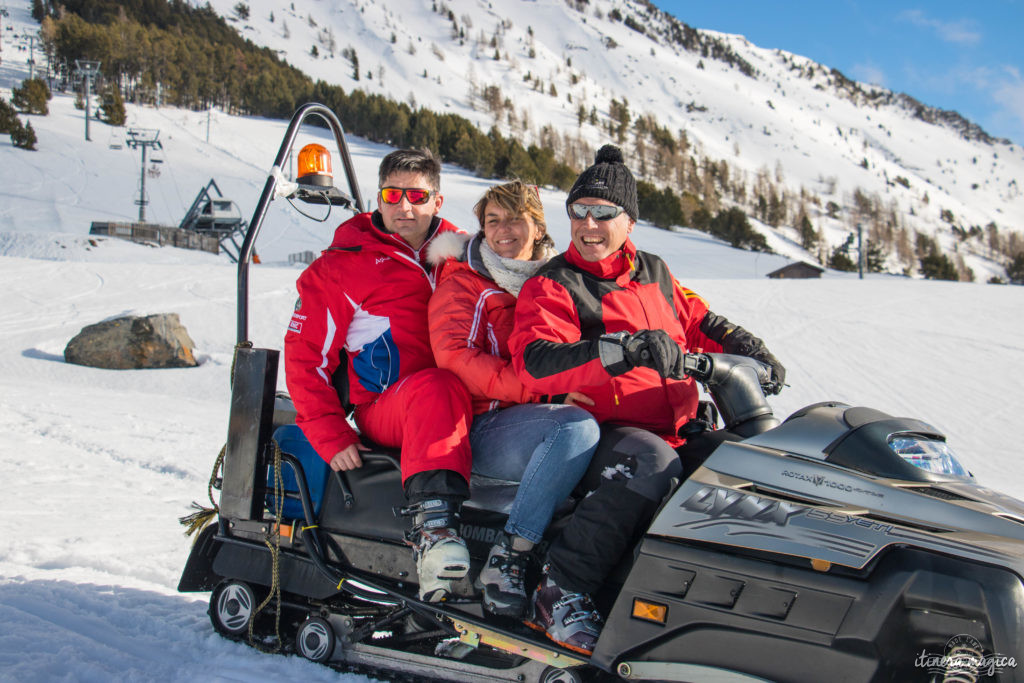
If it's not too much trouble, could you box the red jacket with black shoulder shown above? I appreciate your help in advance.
[509,238,722,445]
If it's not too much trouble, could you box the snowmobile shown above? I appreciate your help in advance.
[178,104,1024,683]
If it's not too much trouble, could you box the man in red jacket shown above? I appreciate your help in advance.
[285,148,473,602]
[509,145,785,654]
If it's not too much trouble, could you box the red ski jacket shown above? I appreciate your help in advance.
[284,211,464,461]
[428,232,538,415]
[509,238,722,445]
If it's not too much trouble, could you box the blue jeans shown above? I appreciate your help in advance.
[470,403,600,544]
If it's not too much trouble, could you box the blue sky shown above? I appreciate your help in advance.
[651,1,1024,146]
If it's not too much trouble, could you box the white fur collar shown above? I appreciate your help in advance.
[426,231,472,267]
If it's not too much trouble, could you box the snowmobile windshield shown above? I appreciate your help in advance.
[888,435,971,478]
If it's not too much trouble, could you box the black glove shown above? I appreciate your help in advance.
[748,347,785,394]
[718,328,785,393]
[699,312,786,393]
[599,330,683,379]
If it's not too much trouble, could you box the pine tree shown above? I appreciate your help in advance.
[919,252,957,281]
[865,240,886,273]
[709,207,770,252]
[11,120,38,150]
[637,180,684,230]
[798,213,817,252]
[12,78,52,115]
[0,99,18,134]
[100,84,126,126]
[828,247,856,272]
[1007,253,1024,285]
[828,234,857,272]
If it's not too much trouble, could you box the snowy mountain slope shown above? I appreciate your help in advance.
[198,0,1023,280]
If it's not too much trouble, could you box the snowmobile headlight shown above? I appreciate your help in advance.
[888,434,971,478]
[297,143,334,187]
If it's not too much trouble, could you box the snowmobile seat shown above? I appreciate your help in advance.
[267,420,556,523]
[323,356,543,515]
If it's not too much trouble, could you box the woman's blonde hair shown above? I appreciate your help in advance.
[473,180,555,260]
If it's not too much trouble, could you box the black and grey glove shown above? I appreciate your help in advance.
[723,329,785,393]
[700,312,786,394]
[748,346,785,394]
[598,329,683,379]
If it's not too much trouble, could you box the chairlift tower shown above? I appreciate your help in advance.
[74,60,101,141]
[126,128,163,223]
[0,6,9,66]
[27,35,35,80]
[857,222,865,280]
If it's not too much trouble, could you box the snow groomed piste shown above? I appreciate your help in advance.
[178,104,1024,683]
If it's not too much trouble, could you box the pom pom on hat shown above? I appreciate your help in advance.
[595,144,624,164]
[566,144,638,221]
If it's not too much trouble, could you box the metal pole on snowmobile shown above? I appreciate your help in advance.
[235,103,365,344]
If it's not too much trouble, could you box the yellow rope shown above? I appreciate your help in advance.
[179,341,252,536]
[179,340,283,648]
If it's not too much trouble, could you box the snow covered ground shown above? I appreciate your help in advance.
[1,90,1023,680]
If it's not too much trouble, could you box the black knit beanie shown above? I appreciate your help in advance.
[566,144,638,221]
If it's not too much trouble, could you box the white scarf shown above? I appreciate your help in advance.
[478,239,556,296]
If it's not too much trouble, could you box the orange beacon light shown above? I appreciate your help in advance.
[297,143,333,187]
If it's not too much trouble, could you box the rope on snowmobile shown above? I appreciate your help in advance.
[230,340,254,386]
[178,341,253,537]
[178,444,225,537]
[247,439,285,653]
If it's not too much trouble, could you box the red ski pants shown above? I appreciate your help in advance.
[354,368,473,485]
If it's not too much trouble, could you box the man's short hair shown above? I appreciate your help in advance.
[378,148,441,191]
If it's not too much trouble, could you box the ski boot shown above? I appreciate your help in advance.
[402,498,470,602]
[526,568,603,655]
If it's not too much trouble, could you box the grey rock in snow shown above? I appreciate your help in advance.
[64,313,198,369]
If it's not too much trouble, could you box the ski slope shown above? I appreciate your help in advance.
[1,96,1023,683]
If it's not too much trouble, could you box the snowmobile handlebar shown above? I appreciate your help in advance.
[680,352,773,387]
[680,353,781,437]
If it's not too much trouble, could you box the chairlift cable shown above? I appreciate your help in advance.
[156,145,188,213]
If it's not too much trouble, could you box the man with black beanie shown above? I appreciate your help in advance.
[509,144,785,655]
